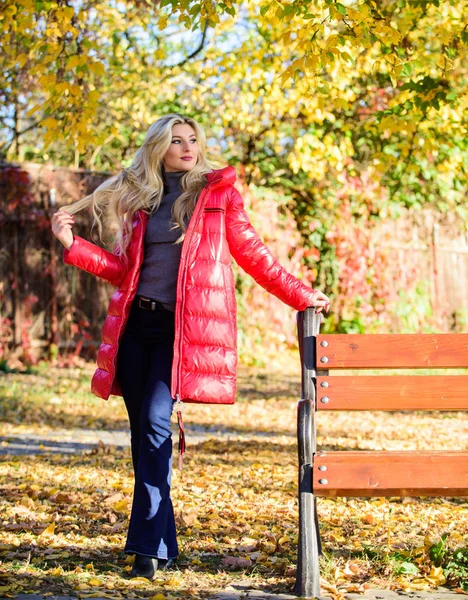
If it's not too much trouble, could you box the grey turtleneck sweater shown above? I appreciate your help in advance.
[136,169,188,311]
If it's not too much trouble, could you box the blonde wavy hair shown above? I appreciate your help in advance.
[63,113,225,264]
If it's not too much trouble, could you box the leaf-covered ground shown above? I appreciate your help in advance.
[0,357,467,599]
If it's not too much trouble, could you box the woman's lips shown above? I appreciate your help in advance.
[181,156,193,161]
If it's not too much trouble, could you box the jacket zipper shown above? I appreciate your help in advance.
[171,178,223,468]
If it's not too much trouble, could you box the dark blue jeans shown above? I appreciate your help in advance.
[116,297,178,560]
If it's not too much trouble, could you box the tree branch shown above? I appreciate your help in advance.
[171,21,209,69]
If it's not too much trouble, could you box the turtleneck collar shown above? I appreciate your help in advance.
[162,167,185,194]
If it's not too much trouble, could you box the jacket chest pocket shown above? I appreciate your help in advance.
[202,207,226,234]
[201,206,227,262]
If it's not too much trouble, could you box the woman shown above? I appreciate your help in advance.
[51,113,330,580]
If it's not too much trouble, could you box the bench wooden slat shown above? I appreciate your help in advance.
[316,334,468,369]
[316,375,468,410]
[313,451,468,497]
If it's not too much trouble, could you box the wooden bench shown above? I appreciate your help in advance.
[294,307,468,598]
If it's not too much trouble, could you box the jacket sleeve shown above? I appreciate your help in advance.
[225,186,320,311]
[62,235,127,288]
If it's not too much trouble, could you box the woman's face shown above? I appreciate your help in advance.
[163,123,199,172]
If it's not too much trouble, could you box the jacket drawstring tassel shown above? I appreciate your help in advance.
[177,410,185,470]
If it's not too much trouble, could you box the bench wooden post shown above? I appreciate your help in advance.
[294,307,322,599]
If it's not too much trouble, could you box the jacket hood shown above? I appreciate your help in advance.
[206,166,237,186]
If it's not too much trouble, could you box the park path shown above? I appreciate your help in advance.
[1,424,466,600]
[2,587,468,600]
[0,422,286,455]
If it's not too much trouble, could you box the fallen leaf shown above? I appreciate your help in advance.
[112,499,128,513]
[221,556,252,569]
[362,513,375,525]
[20,495,35,509]
[40,522,55,536]
[426,565,446,585]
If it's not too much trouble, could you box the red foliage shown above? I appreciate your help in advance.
[0,166,50,229]
[233,182,316,363]
[325,170,397,332]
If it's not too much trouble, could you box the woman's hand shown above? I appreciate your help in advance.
[51,208,75,250]
[308,289,330,314]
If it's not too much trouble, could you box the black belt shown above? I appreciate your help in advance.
[136,296,166,311]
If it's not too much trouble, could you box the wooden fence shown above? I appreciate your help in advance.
[375,210,468,331]
[0,161,114,362]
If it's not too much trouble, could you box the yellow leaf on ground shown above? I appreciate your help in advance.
[113,499,128,512]
[20,494,35,509]
[362,513,375,524]
[165,575,182,587]
[129,576,151,585]
[426,565,446,585]
[40,522,55,536]
[75,583,90,590]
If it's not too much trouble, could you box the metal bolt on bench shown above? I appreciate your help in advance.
[294,306,468,599]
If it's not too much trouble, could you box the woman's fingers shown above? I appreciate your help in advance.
[52,211,75,231]
[309,290,331,313]
[51,210,75,250]
[315,303,327,314]
[53,210,75,224]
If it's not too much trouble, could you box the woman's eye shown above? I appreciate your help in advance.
[172,139,197,144]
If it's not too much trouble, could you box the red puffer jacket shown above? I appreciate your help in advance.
[63,166,319,405]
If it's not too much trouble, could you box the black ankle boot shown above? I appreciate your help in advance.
[157,557,177,571]
[130,554,158,579]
